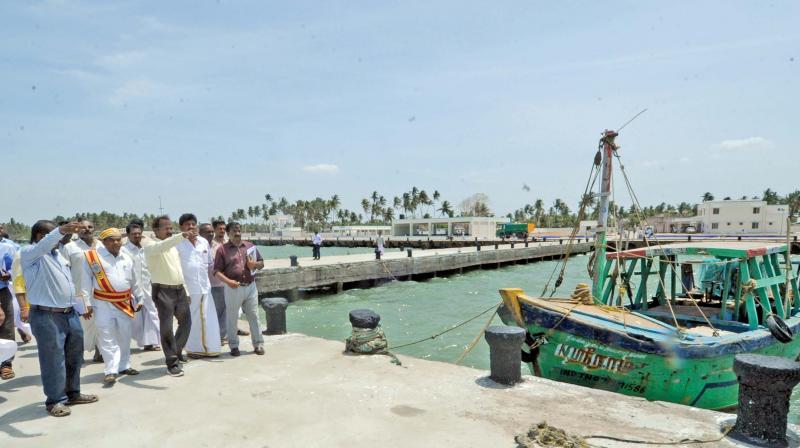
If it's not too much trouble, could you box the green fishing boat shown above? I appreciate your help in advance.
[498,129,800,410]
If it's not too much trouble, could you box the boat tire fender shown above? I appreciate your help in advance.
[766,314,793,344]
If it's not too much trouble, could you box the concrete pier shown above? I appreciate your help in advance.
[0,332,741,447]
[255,241,593,296]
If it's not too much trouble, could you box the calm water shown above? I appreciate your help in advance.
[254,245,800,420]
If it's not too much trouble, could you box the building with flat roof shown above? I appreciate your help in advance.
[391,216,503,240]
[331,225,391,237]
[696,199,788,234]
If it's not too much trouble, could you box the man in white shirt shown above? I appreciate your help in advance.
[176,214,220,358]
[122,221,160,351]
[312,232,322,260]
[63,220,101,362]
[200,221,227,344]
[80,228,143,384]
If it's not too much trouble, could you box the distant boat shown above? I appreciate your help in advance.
[498,130,800,410]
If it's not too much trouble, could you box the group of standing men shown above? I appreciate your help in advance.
[0,215,266,417]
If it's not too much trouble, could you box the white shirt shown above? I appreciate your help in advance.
[176,237,212,295]
[312,234,322,245]
[80,245,142,313]
[64,238,97,307]
[122,241,152,299]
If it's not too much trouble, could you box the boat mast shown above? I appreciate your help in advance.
[592,129,619,299]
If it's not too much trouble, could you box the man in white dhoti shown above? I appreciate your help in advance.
[64,220,101,362]
[176,214,220,358]
[122,221,160,351]
[81,228,143,384]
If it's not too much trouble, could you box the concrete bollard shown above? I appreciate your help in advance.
[484,326,526,385]
[260,297,289,335]
[290,255,298,267]
[559,239,563,245]
[510,242,515,249]
[494,244,499,250]
[375,250,381,260]
[349,309,380,329]
[731,354,800,446]
[406,248,412,257]
[525,241,528,247]
[476,243,481,251]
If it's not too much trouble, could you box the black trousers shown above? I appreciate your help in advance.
[312,244,321,259]
[0,287,14,367]
[152,284,191,369]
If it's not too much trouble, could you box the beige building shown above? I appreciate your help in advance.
[331,225,391,237]
[696,199,789,234]
[391,216,503,240]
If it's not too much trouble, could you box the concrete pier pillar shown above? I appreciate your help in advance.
[287,288,299,302]
[260,297,289,335]
[731,354,800,446]
[336,282,344,294]
[290,255,298,267]
[485,326,526,385]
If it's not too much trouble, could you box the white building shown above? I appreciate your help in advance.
[267,214,295,229]
[391,216,503,240]
[696,199,789,234]
[331,225,391,237]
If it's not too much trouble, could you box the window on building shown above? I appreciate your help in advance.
[752,222,759,229]
[711,222,719,229]
[712,208,720,214]
[753,207,760,214]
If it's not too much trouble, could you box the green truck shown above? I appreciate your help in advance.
[496,222,535,239]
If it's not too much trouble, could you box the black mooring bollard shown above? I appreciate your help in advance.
[289,255,298,267]
[406,248,412,257]
[731,354,800,446]
[484,326,526,385]
[476,243,481,251]
[260,297,289,335]
[494,244,499,250]
[511,242,515,249]
[349,309,380,329]
[525,241,528,247]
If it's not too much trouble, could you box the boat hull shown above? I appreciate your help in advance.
[503,300,800,410]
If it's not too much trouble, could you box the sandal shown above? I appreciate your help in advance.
[47,403,71,417]
[66,393,99,406]
[0,366,14,380]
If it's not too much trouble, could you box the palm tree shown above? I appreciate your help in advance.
[361,198,371,222]
[763,188,780,205]
[402,192,411,218]
[787,190,800,220]
[383,208,395,223]
[438,200,454,217]
[701,192,714,202]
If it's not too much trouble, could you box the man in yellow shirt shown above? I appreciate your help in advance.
[143,216,195,377]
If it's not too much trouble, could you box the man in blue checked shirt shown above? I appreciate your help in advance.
[20,220,98,417]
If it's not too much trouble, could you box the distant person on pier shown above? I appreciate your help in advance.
[63,220,102,363]
[21,220,98,417]
[80,228,143,384]
[312,231,322,260]
[376,231,385,256]
[123,221,161,351]
[213,222,265,356]
[144,215,193,377]
[176,214,220,358]
[200,220,229,343]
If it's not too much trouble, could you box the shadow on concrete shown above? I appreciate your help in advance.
[0,401,47,439]
[0,374,42,392]
[474,376,513,390]
[19,352,39,358]
[15,344,37,352]
[81,368,168,391]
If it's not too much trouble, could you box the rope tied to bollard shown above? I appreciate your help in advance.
[387,302,502,351]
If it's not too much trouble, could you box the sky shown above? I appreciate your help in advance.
[2,1,798,224]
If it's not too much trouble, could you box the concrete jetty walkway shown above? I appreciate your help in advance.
[0,331,739,447]
[257,241,593,296]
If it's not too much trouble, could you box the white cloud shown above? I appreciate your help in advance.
[679,157,691,163]
[642,160,662,168]
[714,137,772,151]
[302,164,339,173]
[97,50,148,69]
[108,79,165,106]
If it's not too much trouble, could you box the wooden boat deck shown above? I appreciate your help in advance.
[519,295,670,331]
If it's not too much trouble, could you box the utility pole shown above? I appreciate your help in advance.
[158,196,164,215]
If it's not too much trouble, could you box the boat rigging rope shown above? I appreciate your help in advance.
[541,157,601,297]
[584,424,733,446]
